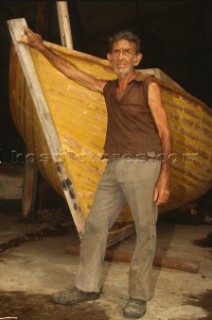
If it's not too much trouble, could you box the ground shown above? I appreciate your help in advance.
[0,201,211,320]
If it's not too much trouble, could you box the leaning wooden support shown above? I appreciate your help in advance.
[21,153,38,220]
[65,245,200,274]
[7,18,85,237]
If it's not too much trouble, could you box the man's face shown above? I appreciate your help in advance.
[107,39,142,76]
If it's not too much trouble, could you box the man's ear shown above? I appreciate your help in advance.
[107,52,112,63]
[134,53,142,66]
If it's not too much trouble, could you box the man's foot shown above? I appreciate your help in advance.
[123,298,146,318]
[51,287,100,305]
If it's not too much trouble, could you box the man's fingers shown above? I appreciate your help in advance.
[19,34,28,43]
[153,188,159,202]
[154,189,170,206]
[19,27,42,47]
[24,27,33,34]
[18,27,31,44]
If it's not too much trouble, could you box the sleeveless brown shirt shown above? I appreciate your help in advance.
[103,76,162,157]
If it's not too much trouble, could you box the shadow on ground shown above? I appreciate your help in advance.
[184,290,212,320]
[0,290,109,320]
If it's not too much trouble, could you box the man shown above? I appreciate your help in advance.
[20,28,172,319]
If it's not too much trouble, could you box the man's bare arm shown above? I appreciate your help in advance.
[19,27,107,93]
[148,80,172,206]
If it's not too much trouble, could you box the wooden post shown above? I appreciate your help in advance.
[56,1,74,49]
[21,2,53,220]
[8,18,85,237]
[65,245,201,274]
[36,1,52,38]
[21,153,38,220]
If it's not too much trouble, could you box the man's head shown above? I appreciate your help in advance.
[108,30,141,54]
[107,30,142,76]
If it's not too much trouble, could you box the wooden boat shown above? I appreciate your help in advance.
[7,18,212,246]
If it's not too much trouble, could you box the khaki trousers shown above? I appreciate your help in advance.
[75,157,161,301]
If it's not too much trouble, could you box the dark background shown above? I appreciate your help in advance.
[0,0,212,163]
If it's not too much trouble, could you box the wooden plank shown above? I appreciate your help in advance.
[137,68,185,90]
[20,2,53,220]
[56,1,73,49]
[36,1,52,37]
[65,245,201,274]
[7,18,61,158]
[21,154,38,220]
[7,18,85,238]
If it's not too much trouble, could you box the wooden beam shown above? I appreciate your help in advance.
[137,68,184,90]
[20,1,54,221]
[56,1,73,49]
[7,18,85,238]
[21,153,38,220]
[36,1,52,38]
[65,245,201,274]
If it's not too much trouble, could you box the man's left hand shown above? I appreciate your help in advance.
[153,173,170,206]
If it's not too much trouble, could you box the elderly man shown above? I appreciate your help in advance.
[20,28,171,319]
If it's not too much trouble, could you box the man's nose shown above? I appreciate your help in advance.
[117,51,124,60]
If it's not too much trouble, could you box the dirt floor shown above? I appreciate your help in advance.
[0,200,211,320]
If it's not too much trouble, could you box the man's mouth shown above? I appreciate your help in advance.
[117,64,126,68]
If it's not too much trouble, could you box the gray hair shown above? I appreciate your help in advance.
[108,30,141,54]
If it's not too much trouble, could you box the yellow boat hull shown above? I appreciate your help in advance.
[8,18,212,245]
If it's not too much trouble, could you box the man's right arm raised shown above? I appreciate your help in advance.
[19,27,106,93]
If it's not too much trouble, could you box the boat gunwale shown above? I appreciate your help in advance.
[43,41,211,116]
